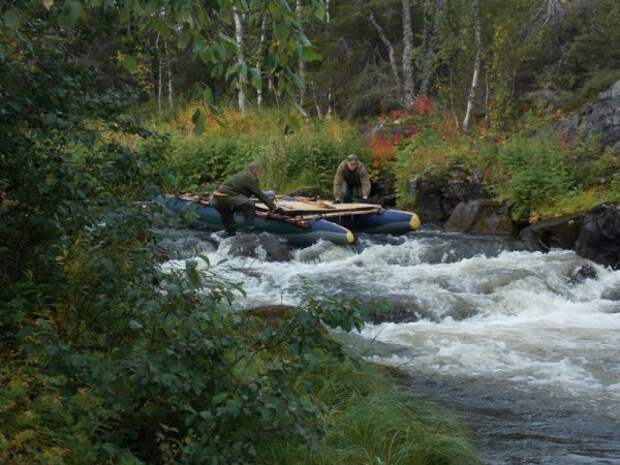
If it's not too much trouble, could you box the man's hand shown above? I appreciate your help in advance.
[362,196,369,201]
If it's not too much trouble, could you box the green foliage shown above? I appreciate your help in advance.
[159,108,371,196]
[0,5,390,465]
[558,69,620,112]
[497,135,573,218]
[167,135,263,192]
[393,126,496,209]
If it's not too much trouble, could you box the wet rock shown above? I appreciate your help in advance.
[569,264,598,284]
[362,297,422,324]
[369,172,397,207]
[245,304,295,322]
[406,173,445,224]
[445,199,513,235]
[152,228,217,260]
[575,204,620,269]
[518,203,620,269]
[556,79,620,152]
[602,288,620,301]
[226,233,293,262]
[523,89,561,111]
[440,166,490,215]
[407,166,489,225]
[519,214,583,252]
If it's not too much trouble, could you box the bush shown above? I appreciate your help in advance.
[159,107,371,196]
[497,135,573,218]
[393,127,497,209]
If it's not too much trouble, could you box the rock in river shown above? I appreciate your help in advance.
[445,199,513,235]
[520,203,620,269]
[575,204,620,269]
[225,233,293,262]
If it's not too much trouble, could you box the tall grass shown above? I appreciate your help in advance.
[142,104,371,195]
[261,356,480,465]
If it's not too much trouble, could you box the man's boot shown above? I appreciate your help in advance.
[241,207,256,233]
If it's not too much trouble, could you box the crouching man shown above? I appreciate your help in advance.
[211,161,280,236]
[333,154,371,203]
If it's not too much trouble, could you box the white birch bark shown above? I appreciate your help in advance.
[155,33,162,114]
[326,0,333,116]
[256,13,268,108]
[402,0,415,109]
[163,39,173,110]
[296,0,306,108]
[233,6,246,113]
[462,0,481,131]
[369,12,402,90]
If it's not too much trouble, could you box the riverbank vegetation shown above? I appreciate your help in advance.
[2,0,619,463]
[0,2,478,464]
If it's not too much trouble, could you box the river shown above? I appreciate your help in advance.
[160,228,620,464]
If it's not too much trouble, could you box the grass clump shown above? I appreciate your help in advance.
[145,105,371,196]
[262,355,480,465]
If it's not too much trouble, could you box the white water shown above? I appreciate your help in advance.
[163,232,620,415]
[162,230,620,462]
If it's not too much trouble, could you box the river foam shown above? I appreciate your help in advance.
[162,230,620,415]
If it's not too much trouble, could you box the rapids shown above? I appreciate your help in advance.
[160,228,620,464]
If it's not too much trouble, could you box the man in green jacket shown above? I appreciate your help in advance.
[211,161,280,235]
[333,154,371,203]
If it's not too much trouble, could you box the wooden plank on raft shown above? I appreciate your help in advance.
[178,194,382,223]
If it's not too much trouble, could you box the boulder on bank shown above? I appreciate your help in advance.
[556,79,620,152]
[519,214,583,252]
[519,203,620,269]
[445,199,514,235]
[406,173,445,224]
[441,166,490,215]
[370,172,397,207]
[407,165,489,225]
[575,204,620,269]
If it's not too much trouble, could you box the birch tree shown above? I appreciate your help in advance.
[369,12,401,90]
[155,34,162,114]
[233,5,247,112]
[296,0,306,109]
[419,0,443,97]
[256,12,268,108]
[401,0,415,109]
[163,39,174,110]
[462,0,481,131]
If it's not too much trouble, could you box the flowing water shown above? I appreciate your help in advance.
[160,228,620,464]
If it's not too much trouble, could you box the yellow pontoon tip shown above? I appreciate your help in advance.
[346,230,355,244]
[409,213,421,230]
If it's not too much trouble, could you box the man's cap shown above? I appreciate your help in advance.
[346,154,359,162]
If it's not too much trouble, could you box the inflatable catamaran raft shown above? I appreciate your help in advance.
[155,194,421,246]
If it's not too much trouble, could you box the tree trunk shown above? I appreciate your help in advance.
[155,34,162,115]
[296,0,306,109]
[419,0,443,97]
[233,6,246,113]
[311,81,322,118]
[163,40,173,111]
[449,66,460,129]
[402,0,415,109]
[326,0,333,116]
[484,68,490,128]
[369,12,402,90]
[462,0,481,131]
[256,13,268,108]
